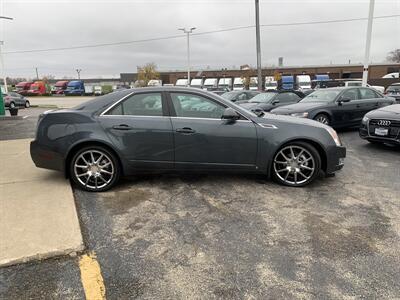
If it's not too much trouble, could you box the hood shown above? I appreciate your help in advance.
[270,101,327,114]
[366,104,400,120]
[256,112,330,129]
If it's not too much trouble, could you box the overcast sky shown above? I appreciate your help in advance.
[1,0,399,79]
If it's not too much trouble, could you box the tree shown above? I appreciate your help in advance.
[137,63,160,87]
[387,49,400,63]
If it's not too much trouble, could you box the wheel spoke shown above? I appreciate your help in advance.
[290,147,295,159]
[77,172,88,178]
[300,165,314,171]
[100,169,113,175]
[81,155,89,165]
[100,162,111,168]
[95,154,104,164]
[75,164,87,169]
[274,160,287,164]
[90,152,95,164]
[298,171,308,179]
[95,177,98,189]
[294,172,298,184]
[284,170,290,180]
[280,151,290,161]
[277,168,288,173]
[85,175,91,186]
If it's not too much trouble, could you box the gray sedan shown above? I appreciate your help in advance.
[4,92,30,108]
[30,87,346,191]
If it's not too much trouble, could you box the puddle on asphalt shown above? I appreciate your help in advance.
[102,188,152,215]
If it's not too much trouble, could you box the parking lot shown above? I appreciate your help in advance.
[1,105,399,299]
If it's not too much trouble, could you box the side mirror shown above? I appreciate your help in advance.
[338,97,351,105]
[272,99,280,105]
[221,107,240,120]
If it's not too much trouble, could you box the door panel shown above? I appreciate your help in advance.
[98,92,174,170]
[331,89,360,126]
[168,92,258,170]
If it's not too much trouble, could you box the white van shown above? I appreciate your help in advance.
[218,78,232,90]
[249,77,258,90]
[265,76,278,90]
[175,79,188,87]
[190,78,203,88]
[148,79,162,86]
[344,81,385,93]
[203,78,218,90]
[233,77,244,90]
[296,75,312,90]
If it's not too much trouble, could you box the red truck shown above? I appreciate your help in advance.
[27,81,50,96]
[14,81,33,96]
[51,80,69,95]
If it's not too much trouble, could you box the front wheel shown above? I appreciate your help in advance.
[25,101,30,108]
[10,102,16,109]
[314,113,330,125]
[272,142,321,187]
[70,146,120,192]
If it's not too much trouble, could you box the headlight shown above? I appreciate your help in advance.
[325,127,341,146]
[290,112,309,118]
[362,115,370,123]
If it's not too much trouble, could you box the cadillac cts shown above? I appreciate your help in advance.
[30,87,346,191]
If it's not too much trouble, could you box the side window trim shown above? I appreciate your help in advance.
[102,91,167,117]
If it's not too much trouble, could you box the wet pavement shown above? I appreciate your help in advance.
[1,115,399,298]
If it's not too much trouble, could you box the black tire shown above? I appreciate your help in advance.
[272,141,321,187]
[313,113,330,125]
[25,101,30,108]
[70,145,120,192]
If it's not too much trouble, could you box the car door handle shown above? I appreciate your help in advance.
[112,124,133,130]
[176,127,195,134]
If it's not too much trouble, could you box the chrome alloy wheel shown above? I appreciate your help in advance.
[73,150,114,190]
[315,114,329,125]
[273,145,315,186]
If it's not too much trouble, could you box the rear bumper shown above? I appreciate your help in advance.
[30,140,64,172]
[325,145,346,175]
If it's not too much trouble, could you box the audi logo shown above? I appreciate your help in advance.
[377,120,391,126]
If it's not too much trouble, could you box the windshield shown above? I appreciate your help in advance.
[301,89,341,102]
[249,93,276,103]
[31,85,39,90]
[221,91,238,100]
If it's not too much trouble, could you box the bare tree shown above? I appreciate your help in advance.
[387,49,400,63]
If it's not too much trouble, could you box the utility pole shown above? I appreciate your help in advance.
[178,27,196,86]
[76,69,82,80]
[255,0,262,91]
[0,15,13,94]
[35,67,39,79]
[362,0,375,87]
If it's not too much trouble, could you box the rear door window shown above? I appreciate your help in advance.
[107,93,163,116]
[341,89,359,101]
[359,88,378,100]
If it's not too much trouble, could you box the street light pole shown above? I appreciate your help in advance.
[0,16,13,94]
[362,0,375,87]
[255,0,262,91]
[178,27,196,86]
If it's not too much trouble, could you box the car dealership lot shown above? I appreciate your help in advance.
[1,110,399,298]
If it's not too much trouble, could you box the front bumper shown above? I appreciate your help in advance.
[360,122,400,145]
[325,145,346,175]
[30,140,64,172]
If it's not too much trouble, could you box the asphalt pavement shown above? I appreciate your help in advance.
[1,109,399,299]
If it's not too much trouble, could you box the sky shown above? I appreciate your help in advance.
[1,0,399,79]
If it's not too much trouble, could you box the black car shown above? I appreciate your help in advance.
[4,92,30,108]
[221,90,260,102]
[31,87,346,192]
[271,87,395,128]
[359,104,400,145]
[385,83,400,103]
[237,90,304,113]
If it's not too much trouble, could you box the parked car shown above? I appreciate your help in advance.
[4,92,30,108]
[385,83,400,103]
[359,104,400,145]
[344,81,385,93]
[296,75,312,91]
[237,90,304,113]
[221,90,260,102]
[207,87,230,95]
[382,72,399,79]
[14,81,33,96]
[265,76,278,91]
[281,75,294,90]
[64,80,85,96]
[271,87,396,128]
[51,81,69,95]
[30,87,346,191]
[233,77,245,90]
[175,79,188,87]
[249,77,258,90]
[147,79,162,86]
[190,78,203,89]
[94,85,103,96]
[218,78,232,90]
[203,78,218,90]
[28,81,49,96]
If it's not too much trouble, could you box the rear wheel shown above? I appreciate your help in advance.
[314,113,330,125]
[70,146,120,192]
[25,101,30,108]
[272,142,321,187]
[10,102,16,109]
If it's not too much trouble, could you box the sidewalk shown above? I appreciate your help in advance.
[0,139,84,267]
